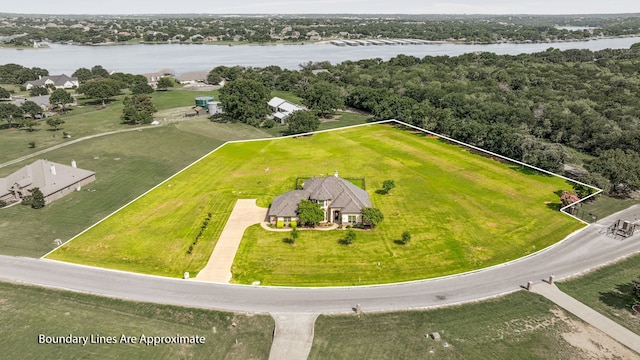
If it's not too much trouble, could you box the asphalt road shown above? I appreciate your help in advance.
[1,206,639,314]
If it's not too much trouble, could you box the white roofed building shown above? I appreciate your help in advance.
[268,97,303,124]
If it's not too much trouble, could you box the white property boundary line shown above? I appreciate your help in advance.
[41,119,601,259]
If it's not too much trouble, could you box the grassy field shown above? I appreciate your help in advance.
[0,88,217,164]
[0,121,270,258]
[574,196,640,223]
[0,281,274,360]
[557,253,640,335]
[49,124,582,283]
[309,291,587,359]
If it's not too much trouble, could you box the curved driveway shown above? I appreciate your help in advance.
[1,206,639,314]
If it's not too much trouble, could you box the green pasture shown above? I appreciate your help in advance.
[0,281,273,360]
[0,88,216,164]
[575,196,640,223]
[48,124,583,284]
[558,253,640,335]
[310,291,585,359]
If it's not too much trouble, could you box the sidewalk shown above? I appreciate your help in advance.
[531,282,640,354]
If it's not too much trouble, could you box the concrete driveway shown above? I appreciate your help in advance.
[196,199,267,282]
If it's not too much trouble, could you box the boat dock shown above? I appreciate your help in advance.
[329,38,432,46]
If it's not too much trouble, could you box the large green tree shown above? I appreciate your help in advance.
[29,86,49,97]
[0,103,23,128]
[0,87,10,99]
[588,149,640,194]
[297,199,324,227]
[21,100,42,119]
[284,110,320,135]
[77,79,122,106]
[156,77,174,90]
[72,67,93,83]
[219,78,271,126]
[121,94,157,125]
[46,117,65,131]
[301,81,343,117]
[131,82,154,95]
[49,89,74,112]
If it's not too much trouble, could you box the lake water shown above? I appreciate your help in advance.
[2,36,640,75]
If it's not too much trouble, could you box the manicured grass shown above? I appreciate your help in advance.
[49,125,582,283]
[0,281,274,360]
[0,122,267,258]
[575,196,640,223]
[557,253,640,335]
[309,291,580,359]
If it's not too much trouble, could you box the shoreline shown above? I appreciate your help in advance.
[19,33,640,49]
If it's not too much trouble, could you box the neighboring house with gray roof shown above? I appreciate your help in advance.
[0,159,95,205]
[24,74,79,90]
[267,172,372,225]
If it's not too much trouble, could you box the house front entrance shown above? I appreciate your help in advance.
[333,210,341,224]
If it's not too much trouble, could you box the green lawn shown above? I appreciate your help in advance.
[309,291,582,359]
[0,281,273,360]
[574,196,640,223]
[557,253,640,335]
[0,88,218,165]
[48,124,583,284]
[0,122,269,258]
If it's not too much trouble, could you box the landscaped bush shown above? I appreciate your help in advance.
[290,220,297,228]
[276,220,284,229]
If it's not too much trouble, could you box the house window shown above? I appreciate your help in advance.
[284,217,291,223]
[348,215,357,223]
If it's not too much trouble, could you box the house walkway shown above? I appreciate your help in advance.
[195,199,267,283]
[531,282,640,355]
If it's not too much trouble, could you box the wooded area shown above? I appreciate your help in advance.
[211,44,640,197]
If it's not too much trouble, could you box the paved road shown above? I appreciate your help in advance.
[532,282,640,354]
[0,206,639,314]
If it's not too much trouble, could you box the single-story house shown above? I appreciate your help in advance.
[143,68,175,85]
[11,95,54,112]
[176,71,209,84]
[24,74,79,90]
[0,159,95,205]
[268,97,303,124]
[267,172,372,225]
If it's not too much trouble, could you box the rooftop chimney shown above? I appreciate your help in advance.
[71,160,77,168]
[334,170,339,177]
[50,164,56,175]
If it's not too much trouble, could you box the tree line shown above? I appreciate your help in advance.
[212,44,640,197]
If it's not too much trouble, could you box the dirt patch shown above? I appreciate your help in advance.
[550,307,640,360]
[486,222,497,227]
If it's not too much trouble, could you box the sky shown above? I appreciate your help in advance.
[3,0,640,15]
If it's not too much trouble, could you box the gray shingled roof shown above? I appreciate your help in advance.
[1,159,95,198]
[24,74,78,88]
[267,176,371,218]
[267,189,310,217]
